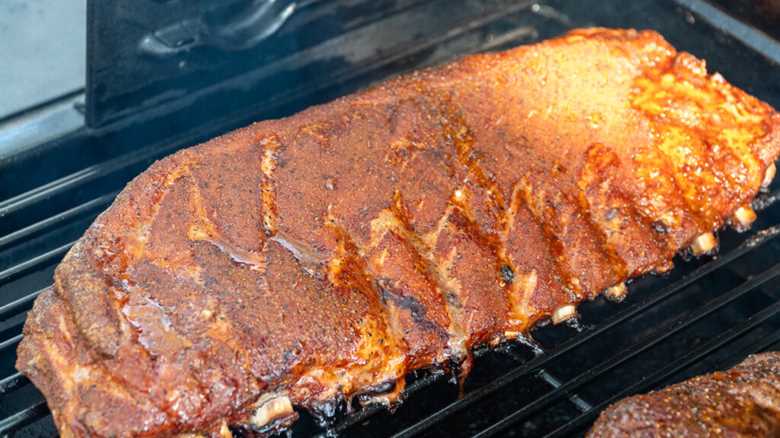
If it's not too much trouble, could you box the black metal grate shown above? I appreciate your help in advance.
[2,0,780,436]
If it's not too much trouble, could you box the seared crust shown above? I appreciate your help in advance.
[587,352,780,437]
[17,28,780,436]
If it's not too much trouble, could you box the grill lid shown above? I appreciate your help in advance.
[86,0,454,127]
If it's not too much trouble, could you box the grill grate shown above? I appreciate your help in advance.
[2,0,780,436]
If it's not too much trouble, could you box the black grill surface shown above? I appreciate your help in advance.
[2,0,780,436]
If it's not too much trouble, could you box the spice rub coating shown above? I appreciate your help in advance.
[588,352,780,437]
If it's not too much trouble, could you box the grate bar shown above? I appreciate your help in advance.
[0,334,22,353]
[726,328,780,368]
[537,369,592,413]
[544,295,780,437]
[0,317,25,341]
[0,400,48,436]
[0,192,115,250]
[0,141,175,219]
[472,261,780,437]
[672,0,780,65]
[0,373,28,396]
[755,329,780,353]
[392,224,780,437]
[0,288,44,321]
[0,241,75,285]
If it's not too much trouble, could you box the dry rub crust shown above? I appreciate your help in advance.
[17,28,780,436]
[588,352,780,437]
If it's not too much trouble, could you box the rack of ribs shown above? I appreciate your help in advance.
[588,352,780,437]
[16,28,780,436]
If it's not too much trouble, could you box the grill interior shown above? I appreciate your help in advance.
[2,0,780,436]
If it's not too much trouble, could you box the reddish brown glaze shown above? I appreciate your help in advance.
[16,28,780,436]
[588,352,780,437]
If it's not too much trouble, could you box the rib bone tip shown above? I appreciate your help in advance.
[250,395,295,429]
[690,232,717,256]
[762,163,776,189]
[219,421,232,438]
[504,330,522,339]
[552,304,577,324]
[733,206,757,231]
[604,283,627,302]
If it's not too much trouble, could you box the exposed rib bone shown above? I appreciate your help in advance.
[249,394,295,429]
[690,232,717,256]
[732,206,757,231]
[219,421,232,438]
[604,283,627,302]
[762,163,776,189]
[552,304,577,324]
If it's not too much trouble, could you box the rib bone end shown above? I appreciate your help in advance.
[690,232,717,256]
[219,421,232,438]
[250,395,296,430]
[732,206,757,231]
[552,304,577,324]
[762,163,776,189]
[604,283,627,302]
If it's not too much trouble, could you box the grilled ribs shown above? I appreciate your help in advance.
[17,28,780,436]
[588,352,780,437]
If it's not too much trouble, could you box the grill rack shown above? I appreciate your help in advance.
[2,0,780,436]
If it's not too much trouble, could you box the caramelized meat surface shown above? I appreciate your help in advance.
[16,28,780,436]
[588,352,780,437]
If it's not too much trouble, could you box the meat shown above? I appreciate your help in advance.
[16,28,780,436]
[588,352,780,437]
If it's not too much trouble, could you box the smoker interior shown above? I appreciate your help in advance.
[2,0,780,436]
